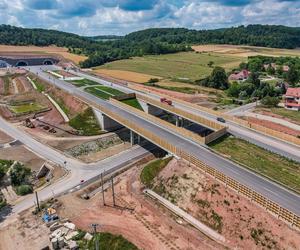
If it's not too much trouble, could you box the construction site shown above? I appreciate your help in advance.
[0,60,299,250]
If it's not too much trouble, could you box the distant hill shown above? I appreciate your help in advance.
[1,24,300,68]
[125,25,300,49]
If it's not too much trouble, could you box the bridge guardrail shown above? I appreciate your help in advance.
[109,98,206,145]
[83,90,300,230]
[130,84,300,147]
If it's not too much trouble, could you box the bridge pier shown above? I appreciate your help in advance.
[130,130,134,146]
[93,108,123,131]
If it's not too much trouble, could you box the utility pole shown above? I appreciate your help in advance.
[91,223,99,250]
[101,173,105,206]
[111,177,116,207]
[35,191,40,211]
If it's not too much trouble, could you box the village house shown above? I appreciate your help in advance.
[284,87,300,111]
[228,69,250,81]
[264,63,290,72]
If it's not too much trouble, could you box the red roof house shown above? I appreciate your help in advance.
[229,70,250,81]
[284,88,300,111]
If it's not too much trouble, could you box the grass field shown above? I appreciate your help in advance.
[192,44,300,58]
[140,157,173,187]
[0,45,87,64]
[69,107,103,136]
[121,98,143,110]
[85,86,125,100]
[210,136,300,193]
[258,107,300,124]
[75,231,138,250]
[97,52,243,82]
[69,78,99,87]
[9,103,47,114]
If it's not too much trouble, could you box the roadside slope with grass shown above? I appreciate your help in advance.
[209,135,300,193]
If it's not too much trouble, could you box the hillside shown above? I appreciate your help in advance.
[1,24,300,68]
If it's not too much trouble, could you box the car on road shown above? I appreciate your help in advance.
[217,117,226,123]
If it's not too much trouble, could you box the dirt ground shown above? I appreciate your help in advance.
[0,45,87,64]
[246,117,300,137]
[255,108,300,126]
[0,129,13,144]
[93,68,161,83]
[152,158,300,250]
[57,164,224,250]
[0,145,45,172]
[192,44,300,58]
[0,210,50,250]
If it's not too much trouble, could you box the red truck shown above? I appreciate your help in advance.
[160,97,172,106]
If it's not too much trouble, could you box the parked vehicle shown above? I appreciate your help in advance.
[160,97,172,106]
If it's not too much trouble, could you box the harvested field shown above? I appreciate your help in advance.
[0,45,87,64]
[93,69,160,83]
[97,52,242,81]
[192,44,300,58]
[151,158,300,249]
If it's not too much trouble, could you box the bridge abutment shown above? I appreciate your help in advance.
[93,108,123,131]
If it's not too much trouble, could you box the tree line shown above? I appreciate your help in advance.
[1,24,300,68]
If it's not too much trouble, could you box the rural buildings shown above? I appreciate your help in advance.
[228,69,250,81]
[284,87,300,111]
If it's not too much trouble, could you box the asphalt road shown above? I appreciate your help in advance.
[70,69,300,163]
[0,115,152,215]
[27,66,300,216]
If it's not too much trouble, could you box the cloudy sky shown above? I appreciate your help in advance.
[0,0,299,36]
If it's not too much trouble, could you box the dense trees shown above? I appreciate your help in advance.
[1,24,300,68]
[197,66,228,90]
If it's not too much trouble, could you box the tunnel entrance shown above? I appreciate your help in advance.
[15,61,28,67]
[43,60,53,65]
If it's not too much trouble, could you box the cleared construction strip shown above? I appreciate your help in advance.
[110,97,206,144]
[143,189,226,243]
[44,93,69,122]
[26,76,37,90]
[90,100,300,230]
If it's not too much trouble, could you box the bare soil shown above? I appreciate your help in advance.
[0,129,13,144]
[57,164,223,250]
[247,117,300,137]
[0,211,50,250]
[152,158,300,250]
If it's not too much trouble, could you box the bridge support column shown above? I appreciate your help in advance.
[93,108,123,131]
[130,130,135,146]
[137,134,141,145]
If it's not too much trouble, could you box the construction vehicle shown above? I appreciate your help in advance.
[160,97,172,106]
[24,118,35,128]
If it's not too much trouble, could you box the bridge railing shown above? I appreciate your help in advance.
[130,84,300,147]
[84,91,300,230]
[109,98,206,145]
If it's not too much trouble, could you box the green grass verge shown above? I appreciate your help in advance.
[69,107,104,136]
[32,78,45,92]
[209,135,300,193]
[76,231,138,250]
[121,98,143,110]
[70,78,100,87]
[140,157,173,187]
[97,86,125,96]
[98,52,242,81]
[85,86,112,100]
[9,103,46,114]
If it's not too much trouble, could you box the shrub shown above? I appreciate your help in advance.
[260,96,280,107]
[16,185,33,196]
[10,163,31,186]
[147,78,159,84]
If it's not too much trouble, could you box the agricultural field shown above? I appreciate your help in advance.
[85,86,125,100]
[209,135,300,193]
[8,102,47,115]
[0,45,87,64]
[96,51,243,82]
[192,44,300,58]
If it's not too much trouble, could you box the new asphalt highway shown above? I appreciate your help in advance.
[27,66,300,216]
[70,69,300,163]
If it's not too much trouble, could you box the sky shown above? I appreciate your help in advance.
[0,0,299,36]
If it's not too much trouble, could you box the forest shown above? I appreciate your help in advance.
[1,24,300,68]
